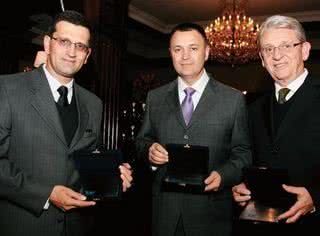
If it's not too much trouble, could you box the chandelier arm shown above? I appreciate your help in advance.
[205,0,259,64]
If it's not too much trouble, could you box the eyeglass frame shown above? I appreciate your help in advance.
[260,41,304,57]
[50,36,90,53]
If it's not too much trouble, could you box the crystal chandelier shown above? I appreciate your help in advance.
[205,0,259,65]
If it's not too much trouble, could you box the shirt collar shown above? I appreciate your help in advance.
[275,68,308,99]
[178,69,209,95]
[42,64,74,102]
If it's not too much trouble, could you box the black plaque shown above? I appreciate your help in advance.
[239,200,285,223]
[240,167,296,223]
[162,144,209,193]
[73,149,123,201]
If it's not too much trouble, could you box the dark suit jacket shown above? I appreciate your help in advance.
[0,67,102,236]
[248,74,320,230]
[136,76,252,236]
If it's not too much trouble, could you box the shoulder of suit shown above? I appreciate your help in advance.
[210,79,243,95]
[75,84,102,104]
[148,80,176,96]
[306,74,320,86]
[248,92,270,110]
[0,70,34,88]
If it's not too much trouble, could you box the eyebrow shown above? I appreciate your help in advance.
[53,34,89,45]
[173,43,200,48]
[262,41,296,47]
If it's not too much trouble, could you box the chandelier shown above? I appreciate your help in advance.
[205,0,259,65]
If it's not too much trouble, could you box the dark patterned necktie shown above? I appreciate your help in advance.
[278,88,290,104]
[181,87,196,125]
[57,86,69,106]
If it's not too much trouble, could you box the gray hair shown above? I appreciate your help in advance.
[258,15,306,46]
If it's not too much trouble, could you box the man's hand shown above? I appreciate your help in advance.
[49,185,95,212]
[148,143,168,165]
[204,171,221,192]
[119,163,133,192]
[232,182,251,207]
[277,185,314,223]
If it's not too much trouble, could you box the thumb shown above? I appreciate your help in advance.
[68,189,87,201]
[282,184,296,194]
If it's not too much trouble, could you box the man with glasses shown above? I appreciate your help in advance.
[0,10,132,236]
[232,15,319,235]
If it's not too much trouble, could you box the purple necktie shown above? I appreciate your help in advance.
[181,87,196,125]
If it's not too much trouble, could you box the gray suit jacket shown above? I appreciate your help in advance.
[136,76,252,236]
[0,68,102,236]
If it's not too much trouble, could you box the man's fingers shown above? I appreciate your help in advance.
[50,185,95,211]
[149,143,168,164]
[119,164,133,192]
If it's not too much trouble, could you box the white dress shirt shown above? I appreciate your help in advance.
[43,64,74,104]
[275,69,308,101]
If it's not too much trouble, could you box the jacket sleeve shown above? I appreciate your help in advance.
[0,80,52,216]
[217,93,252,189]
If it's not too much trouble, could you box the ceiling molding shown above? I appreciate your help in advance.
[129,5,171,33]
[252,11,320,24]
[128,6,320,57]
[129,4,320,33]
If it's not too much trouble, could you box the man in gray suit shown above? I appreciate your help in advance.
[135,22,252,236]
[0,10,132,236]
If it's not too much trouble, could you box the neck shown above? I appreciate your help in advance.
[276,68,305,87]
[45,64,73,85]
[181,69,205,86]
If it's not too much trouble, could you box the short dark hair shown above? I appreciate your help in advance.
[169,22,208,45]
[46,10,92,44]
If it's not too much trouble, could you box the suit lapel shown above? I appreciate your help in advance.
[165,81,187,128]
[275,76,320,142]
[265,93,276,141]
[29,68,67,146]
[69,84,89,150]
[188,78,218,127]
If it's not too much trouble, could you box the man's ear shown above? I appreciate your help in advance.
[205,44,210,61]
[302,41,311,61]
[83,48,92,64]
[43,35,51,54]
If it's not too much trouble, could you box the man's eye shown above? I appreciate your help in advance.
[76,44,85,50]
[191,47,198,51]
[283,44,292,49]
[60,39,70,45]
[265,47,273,52]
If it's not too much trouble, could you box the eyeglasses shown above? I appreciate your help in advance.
[261,42,304,57]
[51,37,89,53]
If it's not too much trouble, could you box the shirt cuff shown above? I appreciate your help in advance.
[151,166,158,171]
[310,206,316,214]
[43,199,50,210]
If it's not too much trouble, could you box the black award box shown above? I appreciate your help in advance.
[239,167,296,223]
[73,149,123,201]
[162,144,209,193]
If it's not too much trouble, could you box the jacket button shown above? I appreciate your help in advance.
[57,215,64,223]
[183,135,189,140]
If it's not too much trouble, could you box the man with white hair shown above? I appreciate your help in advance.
[232,15,319,235]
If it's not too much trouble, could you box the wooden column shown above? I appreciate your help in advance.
[84,0,129,150]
